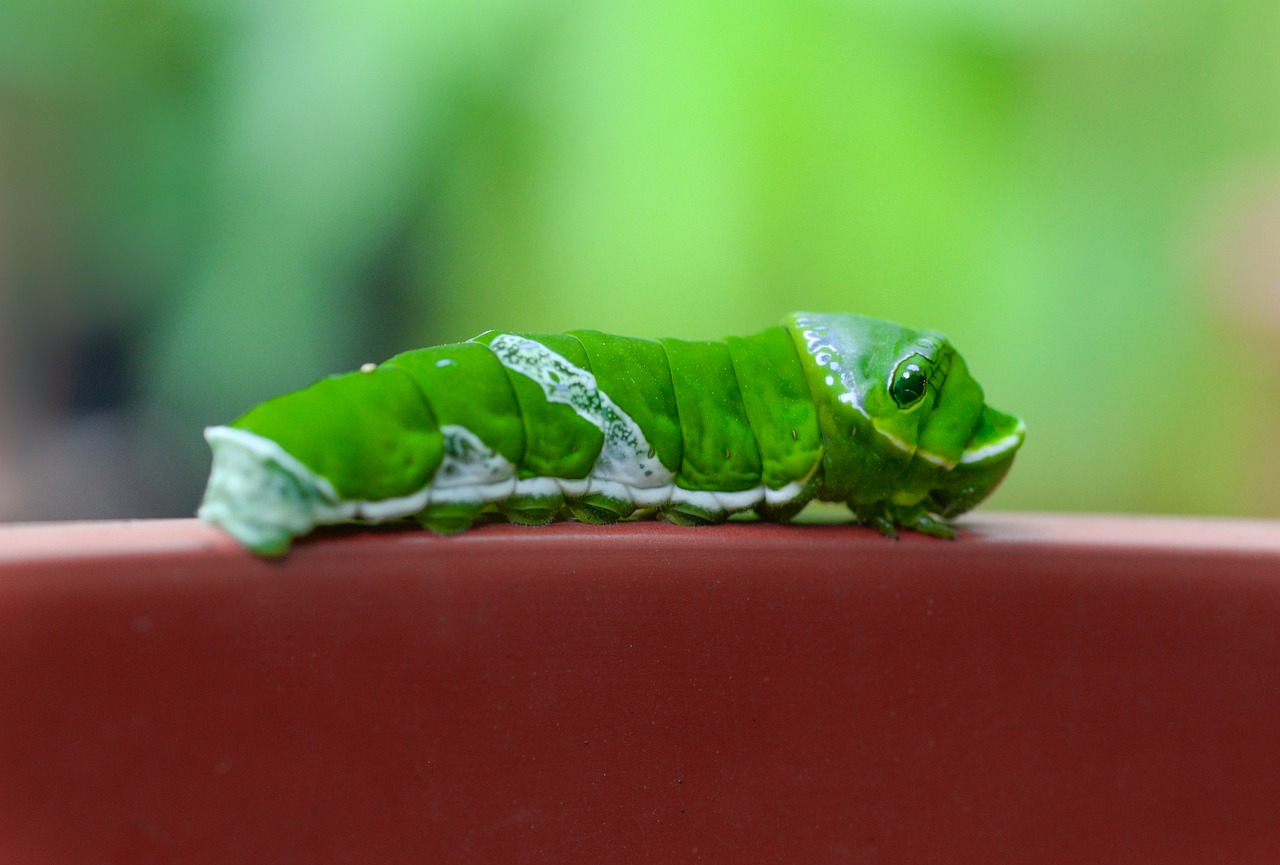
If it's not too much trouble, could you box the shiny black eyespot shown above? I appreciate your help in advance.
[890,358,929,408]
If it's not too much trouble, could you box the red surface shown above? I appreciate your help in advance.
[2,514,1280,864]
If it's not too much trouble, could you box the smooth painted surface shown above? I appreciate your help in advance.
[2,514,1279,863]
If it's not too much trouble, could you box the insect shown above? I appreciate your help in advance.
[198,312,1025,555]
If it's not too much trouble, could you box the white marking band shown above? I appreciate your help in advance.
[485,334,674,488]
[792,313,869,418]
[199,422,822,553]
[959,428,1025,465]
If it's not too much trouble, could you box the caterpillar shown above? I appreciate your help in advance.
[198,312,1025,556]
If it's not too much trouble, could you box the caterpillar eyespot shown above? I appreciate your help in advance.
[197,312,1025,556]
[891,358,929,408]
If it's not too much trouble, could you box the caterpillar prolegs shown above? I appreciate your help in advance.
[198,312,1025,555]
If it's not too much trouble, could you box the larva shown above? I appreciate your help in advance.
[198,312,1025,555]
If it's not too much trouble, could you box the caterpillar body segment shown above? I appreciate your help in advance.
[198,313,1025,555]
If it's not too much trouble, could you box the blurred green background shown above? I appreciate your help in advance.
[2,0,1278,521]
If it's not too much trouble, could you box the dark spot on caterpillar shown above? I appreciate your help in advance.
[644,470,652,477]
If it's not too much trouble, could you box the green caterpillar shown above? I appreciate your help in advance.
[198,312,1025,555]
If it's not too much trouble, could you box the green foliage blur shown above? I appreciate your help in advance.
[2,0,1278,519]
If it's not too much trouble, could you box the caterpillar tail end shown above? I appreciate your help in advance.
[197,426,333,557]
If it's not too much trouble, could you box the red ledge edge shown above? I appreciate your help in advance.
[2,511,1280,564]
[3,512,1280,865]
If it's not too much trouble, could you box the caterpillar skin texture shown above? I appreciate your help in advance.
[199,313,1025,555]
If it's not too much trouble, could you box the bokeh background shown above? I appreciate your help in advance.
[2,0,1278,522]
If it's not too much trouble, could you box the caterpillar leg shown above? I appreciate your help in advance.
[890,503,956,539]
[662,501,731,526]
[859,510,901,539]
[499,492,565,526]
[416,501,488,535]
[568,492,636,525]
[848,500,956,539]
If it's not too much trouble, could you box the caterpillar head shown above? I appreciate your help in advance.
[786,313,1025,520]
[925,402,1025,518]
